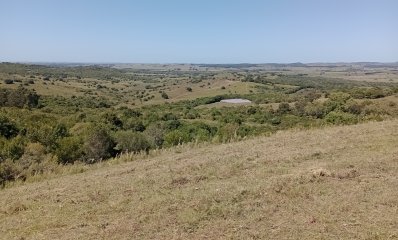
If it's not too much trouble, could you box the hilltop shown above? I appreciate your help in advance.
[1,120,397,239]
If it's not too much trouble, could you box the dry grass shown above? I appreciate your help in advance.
[0,73,261,108]
[1,120,398,239]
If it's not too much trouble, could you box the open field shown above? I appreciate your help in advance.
[1,62,398,186]
[1,120,397,239]
[1,63,397,108]
[2,0,397,239]
[1,62,398,239]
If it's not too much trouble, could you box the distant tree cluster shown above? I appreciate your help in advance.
[0,86,39,108]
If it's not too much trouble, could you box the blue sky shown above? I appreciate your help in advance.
[0,0,397,63]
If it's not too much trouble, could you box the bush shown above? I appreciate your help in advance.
[194,128,212,142]
[114,131,151,153]
[123,119,145,132]
[55,136,84,164]
[164,130,191,146]
[277,102,290,114]
[304,102,325,118]
[344,100,363,115]
[217,123,239,142]
[145,123,165,147]
[3,79,14,84]
[270,117,282,125]
[161,112,178,121]
[18,143,58,177]
[161,92,169,99]
[0,116,19,139]
[325,111,358,125]
[328,92,351,104]
[84,127,116,163]
[186,87,192,92]
[350,87,387,99]
[294,100,308,116]
[27,123,67,150]
[0,135,26,160]
[164,120,181,130]
[0,86,39,108]
[0,159,19,186]
[222,113,243,125]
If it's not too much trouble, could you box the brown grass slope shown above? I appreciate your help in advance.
[1,120,398,240]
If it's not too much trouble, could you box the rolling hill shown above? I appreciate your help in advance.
[1,120,397,239]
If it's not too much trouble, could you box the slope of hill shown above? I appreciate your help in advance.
[1,120,397,239]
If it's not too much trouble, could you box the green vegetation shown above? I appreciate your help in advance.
[0,63,397,186]
[1,120,397,239]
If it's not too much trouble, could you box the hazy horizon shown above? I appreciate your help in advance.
[3,61,397,65]
[1,0,397,63]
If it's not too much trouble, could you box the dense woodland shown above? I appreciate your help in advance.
[0,63,397,186]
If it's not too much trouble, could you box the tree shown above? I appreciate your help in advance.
[0,87,39,108]
[145,123,165,147]
[55,136,84,164]
[186,87,192,92]
[84,127,116,163]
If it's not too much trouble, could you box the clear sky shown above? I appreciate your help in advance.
[0,0,397,63]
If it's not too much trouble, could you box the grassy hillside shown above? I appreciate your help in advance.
[1,120,397,239]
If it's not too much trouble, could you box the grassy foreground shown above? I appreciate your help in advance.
[1,120,397,240]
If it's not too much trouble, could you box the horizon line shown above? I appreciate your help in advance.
[1,61,398,65]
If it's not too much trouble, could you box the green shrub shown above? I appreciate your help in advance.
[164,120,181,130]
[350,87,387,99]
[222,114,243,125]
[0,135,26,160]
[17,143,58,177]
[123,119,145,132]
[114,131,151,153]
[270,117,282,125]
[164,130,191,146]
[344,100,363,115]
[277,102,291,114]
[145,123,165,147]
[0,116,19,139]
[217,123,239,142]
[304,102,326,118]
[294,100,308,116]
[101,112,123,129]
[55,136,84,164]
[194,128,212,142]
[329,92,351,101]
[27,123,67,150]
[161,112,178,121]
[236,125,256,138]
[325,111,358,125]
[0,86,39,108]
[83,127,116,163]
